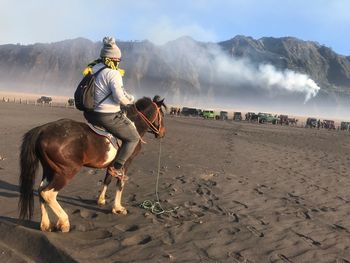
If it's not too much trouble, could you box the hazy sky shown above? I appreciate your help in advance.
[1,0,349,55]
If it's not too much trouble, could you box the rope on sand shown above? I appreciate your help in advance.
[140,139,179,215]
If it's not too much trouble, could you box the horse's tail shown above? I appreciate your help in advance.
[19,125,43,220]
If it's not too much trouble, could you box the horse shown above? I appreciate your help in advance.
[18,96,166,232]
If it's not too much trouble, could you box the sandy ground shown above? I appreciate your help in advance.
[1,101,350,263]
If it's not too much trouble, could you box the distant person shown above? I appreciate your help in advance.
[317,119,321,129]
[83,36,140,178]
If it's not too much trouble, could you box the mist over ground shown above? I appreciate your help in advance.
[131,38,349,119]
[0,36,349,120]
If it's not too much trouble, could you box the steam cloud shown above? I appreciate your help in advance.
[159,38,321,104]
[208,46,320,103]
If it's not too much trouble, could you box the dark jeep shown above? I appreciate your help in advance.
[341,122,350,131]
[233,112,242,121]
[37,96,52,104]
[219,111,228,120]
[323,120,336,130]
[181,107,199,117]
[245,112,258,122]
[305,117,317,128]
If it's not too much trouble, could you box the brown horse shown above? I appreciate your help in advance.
[19,96,166,232]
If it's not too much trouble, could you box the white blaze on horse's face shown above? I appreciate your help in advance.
[102,139,118,166]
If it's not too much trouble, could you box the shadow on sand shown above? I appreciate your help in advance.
[0,179,110,215]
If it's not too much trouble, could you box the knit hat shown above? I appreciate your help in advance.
[100,37,121,59]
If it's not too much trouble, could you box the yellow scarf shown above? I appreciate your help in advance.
[82,58,125,76]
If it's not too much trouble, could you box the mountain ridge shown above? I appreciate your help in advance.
[0,35,349,106]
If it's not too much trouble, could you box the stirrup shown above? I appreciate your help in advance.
[107,167,129,181]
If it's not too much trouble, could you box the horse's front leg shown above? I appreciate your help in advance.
[97,172,113,206]
[112,176,128,215]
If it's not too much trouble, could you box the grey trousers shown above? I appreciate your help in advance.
[84,111,140,165]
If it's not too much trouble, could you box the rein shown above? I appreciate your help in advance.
[140,139,179,215]
[134,99,178,214]
[134,102,162,135]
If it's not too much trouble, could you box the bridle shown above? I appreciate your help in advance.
[135,102,163,135]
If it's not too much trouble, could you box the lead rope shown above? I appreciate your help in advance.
[140,139,179,215]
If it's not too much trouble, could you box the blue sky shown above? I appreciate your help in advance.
[1,0,349,55]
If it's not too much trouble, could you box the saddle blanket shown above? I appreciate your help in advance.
[87,123,120,149]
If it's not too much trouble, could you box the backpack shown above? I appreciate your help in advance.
[74,66,111,111]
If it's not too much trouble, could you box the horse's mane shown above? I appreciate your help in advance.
[131,95,166,111]
[124,96,166,120]
[135,97,152,110]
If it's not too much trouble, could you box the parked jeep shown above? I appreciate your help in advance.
[323,120,336,130]
[340,122,350,131]
[258,112,278,124]
[245,112,258,122]
[202,110,215,119]
[181,107,199,117]
[233,112,242,121]
[37,96,52,104]
[219,111,228,120]
[305,117,317,128]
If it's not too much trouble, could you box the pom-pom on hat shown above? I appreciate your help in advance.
[100,37,121,59]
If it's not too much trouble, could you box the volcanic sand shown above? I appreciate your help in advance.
[1,102,350,263]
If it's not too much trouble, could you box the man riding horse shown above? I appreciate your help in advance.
[83,36,139,179]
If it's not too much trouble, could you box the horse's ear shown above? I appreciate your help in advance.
[153,95,161,103]
[153,96,166,109]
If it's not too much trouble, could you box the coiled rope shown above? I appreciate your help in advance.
[140,139,179,215]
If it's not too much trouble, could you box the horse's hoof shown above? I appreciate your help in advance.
[40,222,54,232]
[56,219,70,233]
[112,207,128,215]
[97,199,106,207]
[60,225,70,233]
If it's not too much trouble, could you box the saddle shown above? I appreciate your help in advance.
[87,123,120,149]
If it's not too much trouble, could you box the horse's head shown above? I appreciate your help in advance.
[134,95,167,138]
[152,95,166,138]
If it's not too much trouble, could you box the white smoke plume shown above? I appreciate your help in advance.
[257,64,320,102]
[158,37,321,104]
[209,46,320,103]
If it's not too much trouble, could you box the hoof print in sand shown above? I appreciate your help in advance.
[332,224,349,232]
[269,254,294,263]
[227,212,239,222]
[246,225,264,237]
[72,229,112,240]
[277,254,294,263]
[76,222,96,232]
[233,200,248,209]
[229,252,252,263]
[79,209,98,219]
[126,225,139,232]
[121,235,152,246]
[295,232,321,247]
[296,210,312,220]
